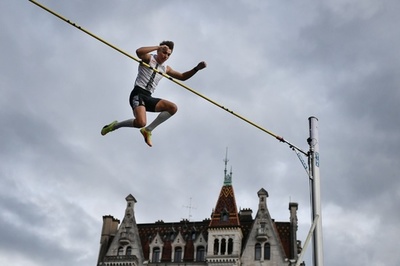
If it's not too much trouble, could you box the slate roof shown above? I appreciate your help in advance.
[209,184,241,228]
[137,219,210,261]
[136,216,293,261]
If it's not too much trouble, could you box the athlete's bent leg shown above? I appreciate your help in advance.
[133,106,147,128]
[145,100,177,131]
[155,99,178,115]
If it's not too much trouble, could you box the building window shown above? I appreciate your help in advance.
[255,243,261,260]
[264,243,271,260]
[221,238,226,255]
[152,247,160,262]
[214,239,219,255]
[196,246,205,261]
[228,238,233,254]
[118,247,124,256]
[221,208,229,222]
[126,246,132,255]
[174,247,182,262]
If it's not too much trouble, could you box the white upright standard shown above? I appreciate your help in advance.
[308,116,324,266]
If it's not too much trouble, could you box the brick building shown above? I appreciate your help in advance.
[97,166,303,266]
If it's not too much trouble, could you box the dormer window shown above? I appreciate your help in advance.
[174,247,183,262]
[221,208,229,222]
[196,246,205,261]
[152,247,161,262]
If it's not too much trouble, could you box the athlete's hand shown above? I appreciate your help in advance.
[195,61,207,71]
[158,45,170,53]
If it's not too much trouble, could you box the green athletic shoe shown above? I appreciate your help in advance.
[101,121,118,136]
[140,128,152,147]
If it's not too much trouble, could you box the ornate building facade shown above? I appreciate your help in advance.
[96,167,304,266]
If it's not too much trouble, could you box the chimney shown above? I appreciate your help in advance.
[289,202,299,260]
[97,215,120,265]
[101,215,120,242]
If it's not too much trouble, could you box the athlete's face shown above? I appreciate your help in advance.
[156,45,172,64]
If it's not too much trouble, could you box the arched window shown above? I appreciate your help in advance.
[228,238,233,254]
[255,243,261,260]
[126,246,132,255]
[152,247,160,262]
[118,247,124,256]
[214,239,219,255]
[221,238,226,255]
[174,247,182,262]
[196,246,205,261]
[264,243,271,260]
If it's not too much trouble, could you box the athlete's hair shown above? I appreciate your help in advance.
[160,40,174,51]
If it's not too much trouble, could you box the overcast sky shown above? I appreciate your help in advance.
[1,0,399,265]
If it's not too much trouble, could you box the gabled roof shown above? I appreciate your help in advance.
[209,184,240,227]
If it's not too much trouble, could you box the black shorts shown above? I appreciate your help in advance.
[129,86,161,112]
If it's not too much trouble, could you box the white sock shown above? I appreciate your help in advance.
[145,111,172,131]
[114,119,134,129]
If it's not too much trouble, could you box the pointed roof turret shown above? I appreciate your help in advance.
[101,194,145,265]
[209,150,240,227]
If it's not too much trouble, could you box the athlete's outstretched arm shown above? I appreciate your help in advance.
[167,61,207,81]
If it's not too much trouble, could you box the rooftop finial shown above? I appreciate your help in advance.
[224,147,229,178]
[223,148,232,185]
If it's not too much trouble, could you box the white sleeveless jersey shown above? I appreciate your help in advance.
[134,54,167,94]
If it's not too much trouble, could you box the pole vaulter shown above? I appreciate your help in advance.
[29,1,323,265]
[28,0,307,156]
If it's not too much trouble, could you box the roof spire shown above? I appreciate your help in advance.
[223,148,232,185]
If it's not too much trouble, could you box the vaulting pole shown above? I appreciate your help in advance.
[28,0,307,155]
[308,116,324,266]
